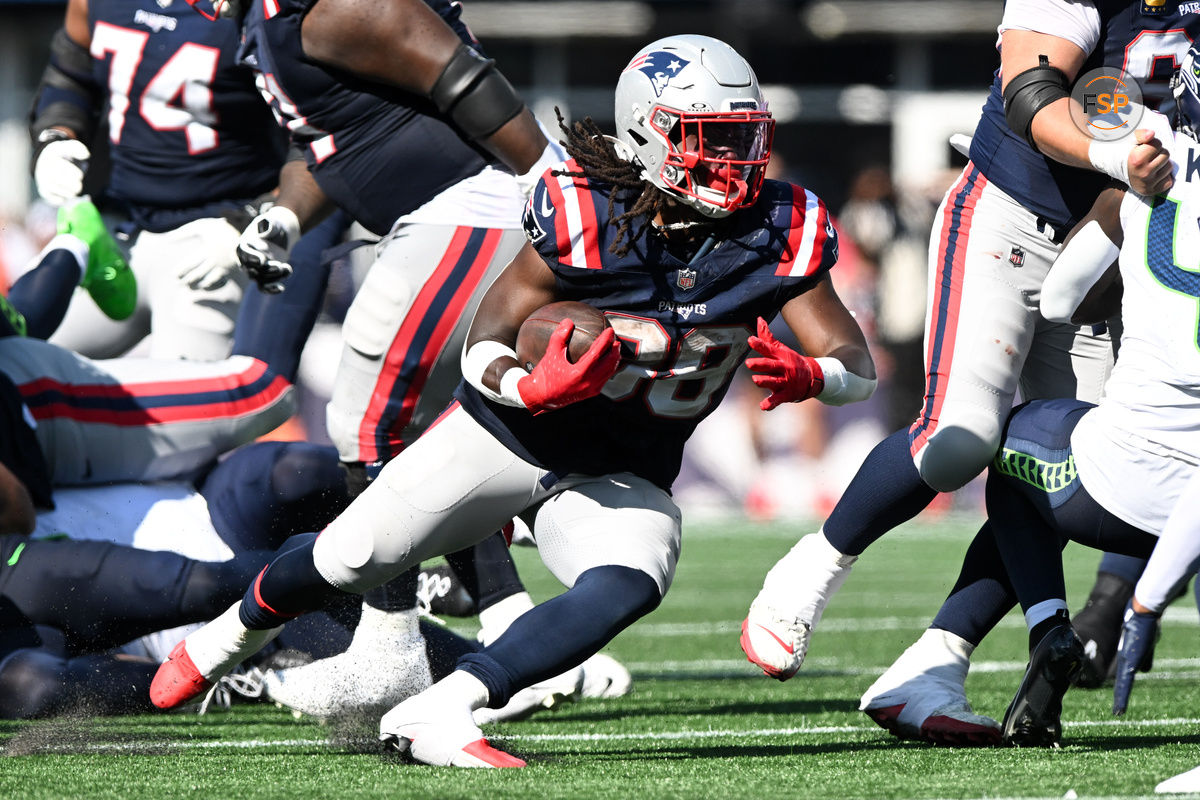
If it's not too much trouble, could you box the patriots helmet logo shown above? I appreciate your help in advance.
[625,51,691,97]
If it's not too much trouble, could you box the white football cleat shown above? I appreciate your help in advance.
[264,604,432,718]
[1156,764,1200,793]
[473,664,583,725]
[150,602,282,710]
[581,652,633,699]
[859,628,1000,747]
[381,691,525,768]
[740,533,857,680]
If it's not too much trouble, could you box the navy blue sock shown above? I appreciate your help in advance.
[231,210,348,382]
[445,532,525,612]
[823,429,937,556]
[8,249,80,340]
[238,532,351,629]
[457,565,661,708]
[363,568,419,612]
[930,521,1017,647]
[1095,552,1147,585]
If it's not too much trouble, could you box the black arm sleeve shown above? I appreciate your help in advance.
[1002,55,1070,151]
[429,43,526,141]
[29,28,102,147]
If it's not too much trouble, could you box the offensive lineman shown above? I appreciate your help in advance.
[208,0,592,716]
[30,0,288,360]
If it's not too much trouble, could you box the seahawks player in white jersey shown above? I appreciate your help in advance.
[742,0,1190,746]
[970,44,1200,748]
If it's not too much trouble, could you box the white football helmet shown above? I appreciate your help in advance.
[614,34,775,218]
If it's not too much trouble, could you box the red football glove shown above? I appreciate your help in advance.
[745,317,824,411]
[517,319,622,414]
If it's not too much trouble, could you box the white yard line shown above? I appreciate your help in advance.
[629,606,1199,638]
[12,716,1200,755]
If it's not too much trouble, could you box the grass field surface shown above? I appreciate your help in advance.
[3,515,1199,799]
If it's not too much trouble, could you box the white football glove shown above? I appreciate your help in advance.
[177,218,243,290]
[34,138,90,206]
[237,205,300,294]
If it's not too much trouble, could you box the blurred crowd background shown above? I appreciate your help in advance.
[0,0,1010,521]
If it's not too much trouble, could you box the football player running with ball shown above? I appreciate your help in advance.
[149,34,876,768]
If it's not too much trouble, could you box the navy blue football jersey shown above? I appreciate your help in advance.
[88,0,283,215]
[238,0,494,236]
[0,370,53,509]
[457,168,838,490]
[970,1,1199,230]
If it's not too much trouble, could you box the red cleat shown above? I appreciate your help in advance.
[150,641,213,709]
[380,692,527,768]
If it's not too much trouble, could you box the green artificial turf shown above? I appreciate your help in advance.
[3,515,1198,799]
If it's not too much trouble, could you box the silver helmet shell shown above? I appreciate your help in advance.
[614,34,775,217]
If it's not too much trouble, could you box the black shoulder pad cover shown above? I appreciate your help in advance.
[29,28,100,142]
[430,43,525,141]
[1003,60,1070,150]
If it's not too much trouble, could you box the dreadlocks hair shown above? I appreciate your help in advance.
[552,108,673,257]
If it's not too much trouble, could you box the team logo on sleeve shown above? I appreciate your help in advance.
[522,197,547,243]
[625,51,691,97]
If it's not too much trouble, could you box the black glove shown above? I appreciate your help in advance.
[237,205,300,294]
[1112,601,1159,715]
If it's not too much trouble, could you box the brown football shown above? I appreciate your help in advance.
[515,301,611,371]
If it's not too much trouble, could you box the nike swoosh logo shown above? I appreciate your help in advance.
[754,623,794,654]
[540,190,553,217]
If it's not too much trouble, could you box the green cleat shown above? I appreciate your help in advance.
[57,199,137,321]
[0,294,26,337]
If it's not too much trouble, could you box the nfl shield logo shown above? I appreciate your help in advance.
[1008,247,1025,268]
[676,268,697,290]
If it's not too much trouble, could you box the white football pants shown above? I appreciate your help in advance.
[909,163,1115,492]
[313,403,682,598]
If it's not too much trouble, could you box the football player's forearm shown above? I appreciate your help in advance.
[29,26,100,145]
[479,111,555,176]
[1027,99,1093,169]
[1134,471,1200,614]
[275,161,334,233]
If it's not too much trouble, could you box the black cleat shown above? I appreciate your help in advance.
[416,563,477,618]
[1002,623,1085,748]
[1071,572,1133,688]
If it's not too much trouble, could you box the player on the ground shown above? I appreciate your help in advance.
[975,42,1200,745]
[148,34,877,768]
[0,438,485,719]
[0,203,346,499]
[741,0,1193,746]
